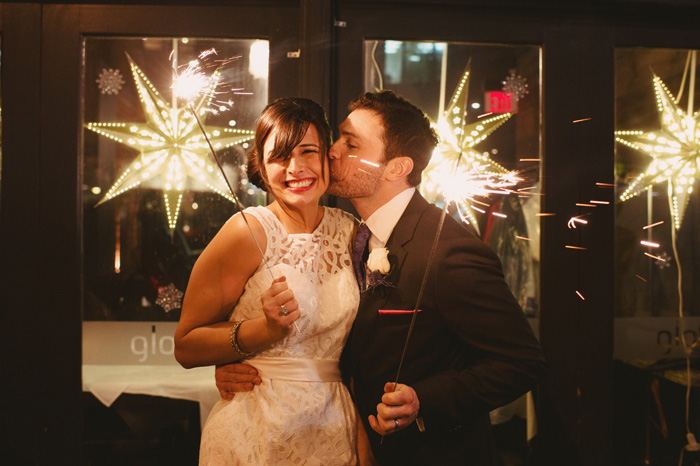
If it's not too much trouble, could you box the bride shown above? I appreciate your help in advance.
[174,97,369,465]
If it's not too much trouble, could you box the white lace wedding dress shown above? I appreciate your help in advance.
[199,206,360,466]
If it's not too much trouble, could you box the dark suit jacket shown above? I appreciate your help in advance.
[341,191,547,465]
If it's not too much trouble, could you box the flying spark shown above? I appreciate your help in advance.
[644,252,666,261]
[567,216,588,228]
[360,159,381,168]
[643,220,664,230]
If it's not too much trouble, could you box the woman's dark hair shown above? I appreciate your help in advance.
[246,97,331,191]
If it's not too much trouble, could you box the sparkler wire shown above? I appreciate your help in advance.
[187,102,272,278]
[187,100,300,333]
[380,153,462,445]
[390,194,449,386]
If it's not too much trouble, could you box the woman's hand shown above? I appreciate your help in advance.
[260,276,300,340]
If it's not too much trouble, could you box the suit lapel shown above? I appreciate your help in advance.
[351,192,431,354]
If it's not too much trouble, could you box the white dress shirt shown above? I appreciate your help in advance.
[364,187,415,252]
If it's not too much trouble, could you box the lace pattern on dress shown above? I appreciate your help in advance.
[199,206,360,466]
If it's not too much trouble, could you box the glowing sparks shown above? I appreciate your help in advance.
[567,216,588,229]
[635,274,648,282]
[565,245,587,250]
[596,182,616,187]
[640,240,660,248]
[590,200,610,205]
[86,52,254,231]
[616,73,700,230]
[573,118,592,123]
[492,212,507,218]
[575,290,585,300]
[519,158,540,162]
[360,159,381,168]
[576,203,597,207]
[515,235,531,241]
[172,63,210,102]
[644,252,667,262]
[643,220,664,229]
[419,59,520,235]
[536,212,556,217]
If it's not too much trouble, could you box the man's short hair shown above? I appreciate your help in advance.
[349,90,438,186]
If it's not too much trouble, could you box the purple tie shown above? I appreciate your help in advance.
[352,223,371,291]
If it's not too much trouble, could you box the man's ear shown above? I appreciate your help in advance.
[385,156,414,181]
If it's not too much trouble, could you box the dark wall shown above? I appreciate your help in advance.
[1,1,700,464]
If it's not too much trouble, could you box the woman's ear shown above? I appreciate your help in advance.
[384,156,414,181]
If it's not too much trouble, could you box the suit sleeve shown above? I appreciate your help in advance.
[410,233,547,429]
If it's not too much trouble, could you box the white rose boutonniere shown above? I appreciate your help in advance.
[367,248,391,274]
[365,247,393,291]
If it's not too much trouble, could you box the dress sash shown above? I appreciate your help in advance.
[247,357,341,382]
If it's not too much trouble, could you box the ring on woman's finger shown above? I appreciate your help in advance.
[394,419,399,430]
[281,305,289,316]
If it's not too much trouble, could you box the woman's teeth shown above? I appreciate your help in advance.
[287,179,314,188]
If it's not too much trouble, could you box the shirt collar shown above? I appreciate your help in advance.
[365,187,415,249]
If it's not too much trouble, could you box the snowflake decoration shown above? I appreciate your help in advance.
[96,68,126,95]
[155,282,184,312]
[502,70,528,102]
[654,251,672,270]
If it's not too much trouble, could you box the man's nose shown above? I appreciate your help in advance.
[328,141,340,159]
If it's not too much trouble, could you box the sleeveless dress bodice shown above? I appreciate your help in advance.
[199,206,360,465]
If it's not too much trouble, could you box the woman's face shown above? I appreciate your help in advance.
[263,124,328,209]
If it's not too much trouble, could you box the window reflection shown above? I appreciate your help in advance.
[364,40,541,317]
[614,47,700,466]
[82,37,268,322]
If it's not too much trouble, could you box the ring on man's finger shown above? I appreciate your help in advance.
[281,305,289,316]
[394,419,399,430]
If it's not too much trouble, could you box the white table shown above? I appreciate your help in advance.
[82,364,220,427]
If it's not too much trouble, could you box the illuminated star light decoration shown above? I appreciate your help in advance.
[420,60,517,235]
[86,54,254,231]
[617,72,699,230]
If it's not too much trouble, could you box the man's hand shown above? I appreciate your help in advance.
[368,383,420,435]
[215,363,261,400]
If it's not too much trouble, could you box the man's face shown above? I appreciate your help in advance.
[327,109,386,199]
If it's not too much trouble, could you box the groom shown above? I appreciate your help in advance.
[216,90,547,465]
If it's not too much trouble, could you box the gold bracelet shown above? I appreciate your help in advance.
[229,320,254,357]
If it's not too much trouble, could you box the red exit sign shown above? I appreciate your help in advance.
[484,91,518,114]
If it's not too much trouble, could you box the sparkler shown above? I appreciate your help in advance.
[171,47,299,332]
[420,59,516,235]
[380,60,528,442]
[86,51,255,231]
